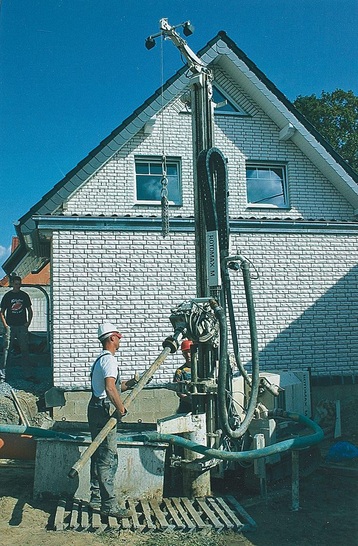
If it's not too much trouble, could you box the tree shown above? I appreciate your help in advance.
[293,89,358,172]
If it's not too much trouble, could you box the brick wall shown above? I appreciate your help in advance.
[51,228,358,389]
[66,82,354,221]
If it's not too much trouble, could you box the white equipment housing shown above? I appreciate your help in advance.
[232,370,312,421]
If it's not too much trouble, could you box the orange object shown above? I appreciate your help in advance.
[181,339,193,352]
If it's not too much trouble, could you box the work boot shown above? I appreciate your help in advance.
[100,504,131,518]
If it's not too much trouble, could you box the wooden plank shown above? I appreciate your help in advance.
[162,498,185,530]
[140,500,156,530]
[216,497,244,531]
[128,500,143,531]
[107,515,118,528]
[121,515,131,530]
[207,497,234,529]
[171,498,195,531]
[196,498,224,530]
[181,497,209,530]
[69,499,79,530]
[149,499,171,530]
[90,508,102,531]
[80,502,89,530]
[225,495,257,530]
[53,498,66,531]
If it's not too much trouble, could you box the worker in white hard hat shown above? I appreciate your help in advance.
[87,322,138,518]
[173,339,194,413]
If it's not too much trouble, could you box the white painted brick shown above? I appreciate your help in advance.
[48,73,358,387]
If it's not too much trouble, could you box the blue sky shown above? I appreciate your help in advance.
[0,0,357,274]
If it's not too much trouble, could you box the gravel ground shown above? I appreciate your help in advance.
[0,364,53,427]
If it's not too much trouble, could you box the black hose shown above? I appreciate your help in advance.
[198,148,261,440]
[213,258,260,439]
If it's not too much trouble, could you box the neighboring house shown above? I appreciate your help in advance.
[3,32,358,391]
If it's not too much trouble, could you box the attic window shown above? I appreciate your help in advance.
[212,86,247,115]
[135,157,182,205]
[246,164,289,208]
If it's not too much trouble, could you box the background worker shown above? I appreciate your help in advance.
[88,322,138,518]
[173,339,193,413]
[0,275,33,381]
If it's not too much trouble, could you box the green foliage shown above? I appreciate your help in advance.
[293,89,358,172]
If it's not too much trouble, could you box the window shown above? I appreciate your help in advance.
[135,158,181,205]
[246,164,288,208]
[212,86,247,115]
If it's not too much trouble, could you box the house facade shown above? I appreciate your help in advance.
[3,32,358,391]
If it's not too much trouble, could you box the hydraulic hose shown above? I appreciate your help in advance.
[213,257,260,439]
[140,410,324,462]
[0,424,82,440]
[197,147,262,440]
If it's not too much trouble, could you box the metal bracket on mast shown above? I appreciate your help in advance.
[145,18,209,76]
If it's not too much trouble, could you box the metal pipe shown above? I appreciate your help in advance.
[291,450,300,511]
[10,389,30,427]
[68,344,174,479]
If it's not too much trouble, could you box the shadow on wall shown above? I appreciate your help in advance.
[256,264,358,376]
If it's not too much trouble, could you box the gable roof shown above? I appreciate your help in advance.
[3,31,358,276]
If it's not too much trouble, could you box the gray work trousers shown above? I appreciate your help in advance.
[87,400,118,510]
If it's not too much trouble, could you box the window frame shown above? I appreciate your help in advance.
[212,84,248,116]
[245,162,289,209]
[134,156,182,206]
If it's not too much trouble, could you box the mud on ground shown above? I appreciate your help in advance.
[0,387,357,546]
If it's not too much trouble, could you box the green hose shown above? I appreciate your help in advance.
[140,410,323,461]
[0,424,82,440]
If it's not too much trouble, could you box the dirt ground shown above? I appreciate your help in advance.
[0,390,357,546]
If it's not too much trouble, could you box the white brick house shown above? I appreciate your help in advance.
[3,32,358,390]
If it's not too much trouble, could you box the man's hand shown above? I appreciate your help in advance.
[125,376,138,389]
[116,408,128,420]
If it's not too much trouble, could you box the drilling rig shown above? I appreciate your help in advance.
[143,19,323,499]
[69,20,323,506]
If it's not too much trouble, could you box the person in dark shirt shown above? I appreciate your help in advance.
[0,276,33,380]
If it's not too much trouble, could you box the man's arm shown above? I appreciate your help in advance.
[0,308,7,329]
[26,306,33,328]
[105,376,126,416]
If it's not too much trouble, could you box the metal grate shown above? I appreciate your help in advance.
[52,495,256,533]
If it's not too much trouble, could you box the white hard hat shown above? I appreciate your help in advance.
[98,322,120,341]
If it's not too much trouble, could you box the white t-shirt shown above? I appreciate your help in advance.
[91,350,120,399]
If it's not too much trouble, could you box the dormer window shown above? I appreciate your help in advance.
[212,86,247,116]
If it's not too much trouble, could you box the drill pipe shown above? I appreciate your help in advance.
[68,345,172,479]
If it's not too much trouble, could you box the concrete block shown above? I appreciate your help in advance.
[52,388,179,423]
[33,435,167,501]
